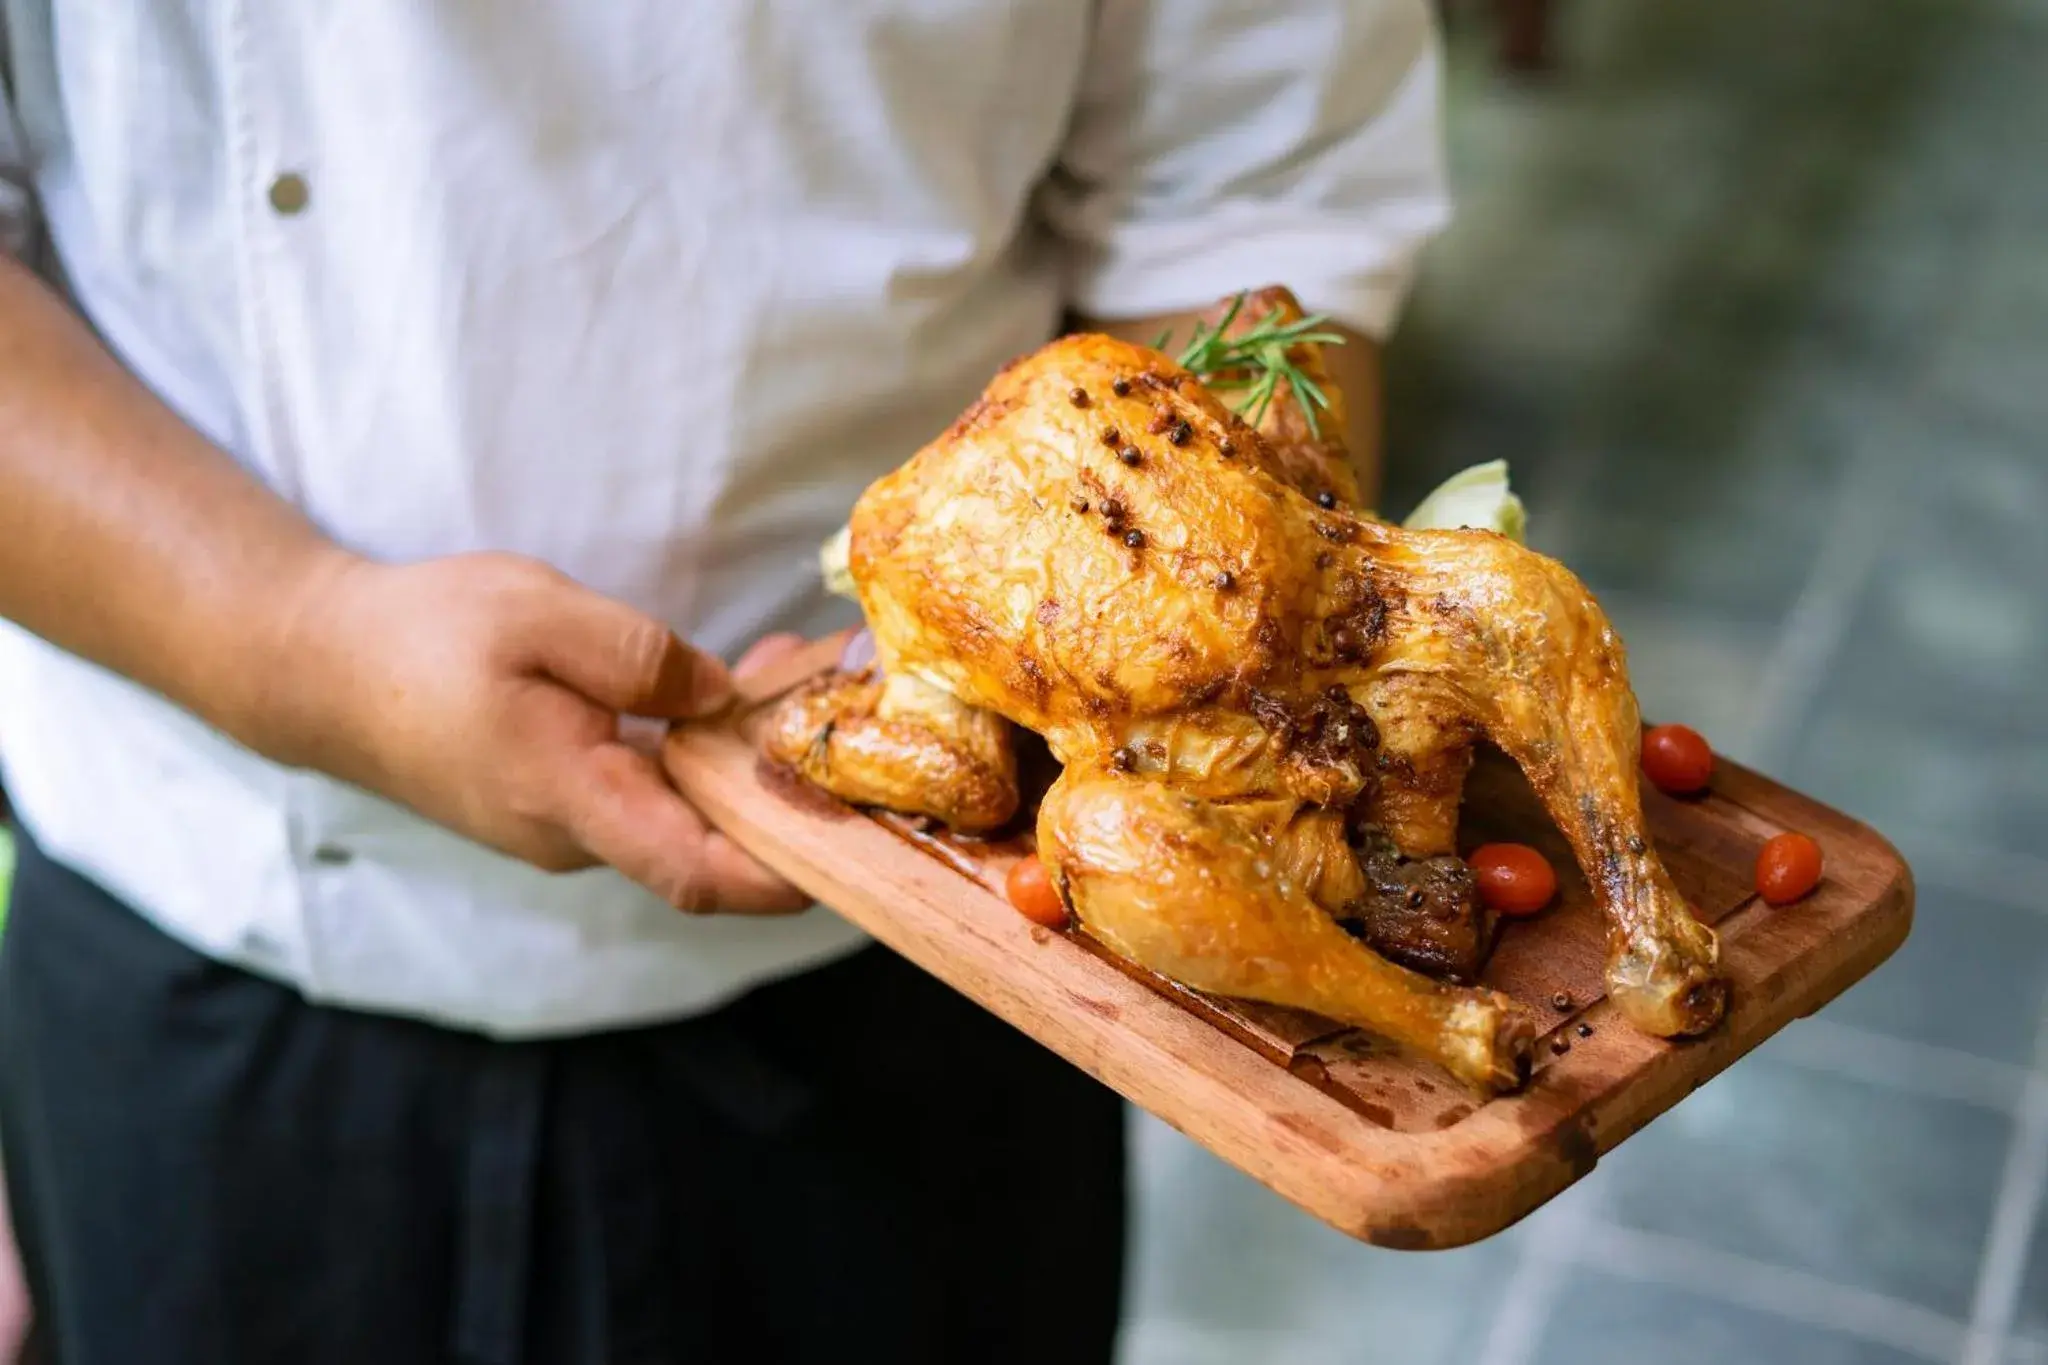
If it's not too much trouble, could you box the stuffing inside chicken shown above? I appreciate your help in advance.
[765,289,1726,1093]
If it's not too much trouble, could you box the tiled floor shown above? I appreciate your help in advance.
[1120,1,2048,1361]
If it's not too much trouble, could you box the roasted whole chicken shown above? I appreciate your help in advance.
[766,289,1727,1092]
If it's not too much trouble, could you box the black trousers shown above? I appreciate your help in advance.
[0,831,1126,1365]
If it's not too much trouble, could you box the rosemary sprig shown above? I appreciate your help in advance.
[1169,294,1347,439]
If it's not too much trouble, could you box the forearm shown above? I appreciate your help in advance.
[0,259,796,908]
[1073,311,1385,508]
[0,254,351,750]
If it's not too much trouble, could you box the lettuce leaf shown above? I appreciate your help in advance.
[820,524,856,598]
[1402,460,1527,542]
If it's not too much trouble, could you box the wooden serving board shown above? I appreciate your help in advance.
[662,637,1913,1249]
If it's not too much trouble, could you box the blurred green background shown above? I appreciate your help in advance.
[1122,1,2048,1363]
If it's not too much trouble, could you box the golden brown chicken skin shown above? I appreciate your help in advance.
[765,322,1727,1091]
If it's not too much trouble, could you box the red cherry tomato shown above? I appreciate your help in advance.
[1756,832,1823,906]
[1643,723,1715,795]
[1468,843,1558,917]
[1006,855,1070,929]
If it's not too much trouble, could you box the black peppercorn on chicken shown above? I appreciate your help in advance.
[765,291,1727,1092]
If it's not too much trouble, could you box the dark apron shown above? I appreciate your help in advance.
[0,827,1124,1365]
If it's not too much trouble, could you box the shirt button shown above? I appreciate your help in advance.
[267,172,311,216]
[310,843,354,867]
[239,927,286,962]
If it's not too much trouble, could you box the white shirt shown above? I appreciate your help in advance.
[0,0,1450,1038]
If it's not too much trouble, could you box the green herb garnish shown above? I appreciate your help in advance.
[1170,293,1347,439]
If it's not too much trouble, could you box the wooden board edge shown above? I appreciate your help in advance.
[1389,857,1914,1248]
[663,672,1921,1249]
[662,723,1468,1241]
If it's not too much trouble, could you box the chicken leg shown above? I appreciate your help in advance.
[1039,765,1533,1091]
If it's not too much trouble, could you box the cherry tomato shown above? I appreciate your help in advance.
[1642,723,1715,795]
[1756,832,1823,906]
[1468,843,1558,917]
[1006,855,1070,929]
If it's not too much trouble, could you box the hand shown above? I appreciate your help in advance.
[258,551,810,914]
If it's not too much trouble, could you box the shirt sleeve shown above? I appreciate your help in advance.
[0,23,37,262]
[1038,0,1451,340]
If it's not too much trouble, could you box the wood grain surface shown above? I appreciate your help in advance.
[665,638,1913,1248]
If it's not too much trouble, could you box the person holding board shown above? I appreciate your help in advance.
[0,5,1447,1360]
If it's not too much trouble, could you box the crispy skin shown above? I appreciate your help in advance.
[772,309,1727,1090]
[1040,769,1531,1093]
[762,669,1017,832]
[854,335,1379,800]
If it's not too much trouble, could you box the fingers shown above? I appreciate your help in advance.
[521,577,733,720]
[839,627,877,672]
[686,831,816,917]
[733,631,807,679]
[551,740,811,915]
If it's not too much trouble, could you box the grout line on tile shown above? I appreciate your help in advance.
[1896,832,2048,923]
[1472,1186,1605,1365]
[1744,444,1906,763]
[2010,1335,2048,1365]
[1769,1017,2031,1113]
[1114,1320,1321,1365]
[1577,1221,1967,1362]
[1958,1009,2048,1365]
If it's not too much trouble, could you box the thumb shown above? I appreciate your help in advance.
[523,580,732,719]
